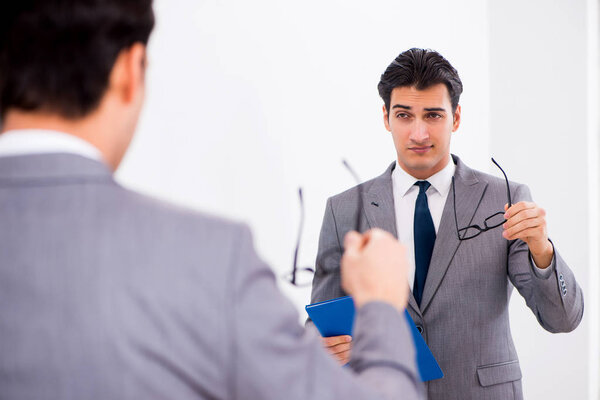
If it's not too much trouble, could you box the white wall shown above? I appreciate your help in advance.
[116,0,597,398]
[488,1,597,399]
[592,4,600,399]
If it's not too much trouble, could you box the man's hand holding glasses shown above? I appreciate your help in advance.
[453,157,553,269]
[503,201,554,269]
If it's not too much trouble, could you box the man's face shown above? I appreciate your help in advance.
[383,83,461,179]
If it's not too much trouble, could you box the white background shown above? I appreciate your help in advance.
[117,0,599,398]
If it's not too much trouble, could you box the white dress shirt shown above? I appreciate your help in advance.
[391,157,552,292]
[0,129,103,161]
[392,159,455,290]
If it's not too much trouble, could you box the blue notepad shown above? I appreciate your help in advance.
[306,296,443,382]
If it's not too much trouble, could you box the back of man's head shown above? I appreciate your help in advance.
[377,48,463,114]
[0,0,155,120]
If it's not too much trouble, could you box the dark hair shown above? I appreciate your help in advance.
[0,0,155,119]
[377,48,463,113]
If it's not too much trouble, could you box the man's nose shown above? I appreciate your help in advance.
[409,120,429,143]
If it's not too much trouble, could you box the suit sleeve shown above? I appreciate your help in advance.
[227,224,423,400]
[507,184,584,333]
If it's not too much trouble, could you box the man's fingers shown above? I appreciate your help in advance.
[334,349,351,365]
[361,228,395,251]
[364,228,388,240]
[327,342,352,355]
[343,231,368,256]
[503,201,550,245]
[322,336,352,365]
[503,219,543,240]
[322,335,352,347]
[343,231,361,249]
[503,208,542,229]
[504,227,544,241]
[505,201,536,218]
[344,228,395,257]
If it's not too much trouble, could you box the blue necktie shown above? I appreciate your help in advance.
[413,181,436,307]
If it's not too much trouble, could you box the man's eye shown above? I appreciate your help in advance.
[427,113,442,119]
[396,113,410,119]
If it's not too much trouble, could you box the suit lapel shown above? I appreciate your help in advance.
[363,162,398,238]
[362,162,421,317]
[419,155,488,314]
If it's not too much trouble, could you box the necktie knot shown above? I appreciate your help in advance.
[415,180,431,193]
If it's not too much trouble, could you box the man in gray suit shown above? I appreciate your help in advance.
[0,2,423,399]
[310,48,583,399]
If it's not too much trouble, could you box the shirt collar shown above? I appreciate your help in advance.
[392,156,456,198]
[0,129,104,162]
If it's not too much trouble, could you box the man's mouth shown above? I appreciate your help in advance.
[409,145,433,154]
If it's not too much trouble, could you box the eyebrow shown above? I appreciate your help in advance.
[391,105,447,112]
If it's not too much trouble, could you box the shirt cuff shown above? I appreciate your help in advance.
[529,240,556,279]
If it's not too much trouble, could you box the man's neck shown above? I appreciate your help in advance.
[398,154,452,180]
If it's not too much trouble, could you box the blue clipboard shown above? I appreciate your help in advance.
[306,296,443,382]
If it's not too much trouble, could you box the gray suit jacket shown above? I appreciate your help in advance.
[0,153,423,400]
[310,155,583,400]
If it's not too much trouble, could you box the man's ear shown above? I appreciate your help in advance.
[108,43,146,104]
[383,104,391,132]
[452,104,461,132]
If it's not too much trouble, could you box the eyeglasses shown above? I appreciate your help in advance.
[286,160,363,286]
[452,157,512,241]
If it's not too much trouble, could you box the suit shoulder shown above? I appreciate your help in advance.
[328,175,378,204]
[326,162,394,206]
[470,168,527,191]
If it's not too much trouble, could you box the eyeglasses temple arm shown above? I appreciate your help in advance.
[452,176,464,240]
[491,157,512,208]
[292,187,305,285]
[342,159,361,183]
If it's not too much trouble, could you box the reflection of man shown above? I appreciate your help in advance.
[310,48,583,399]
[0,2,423,399]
